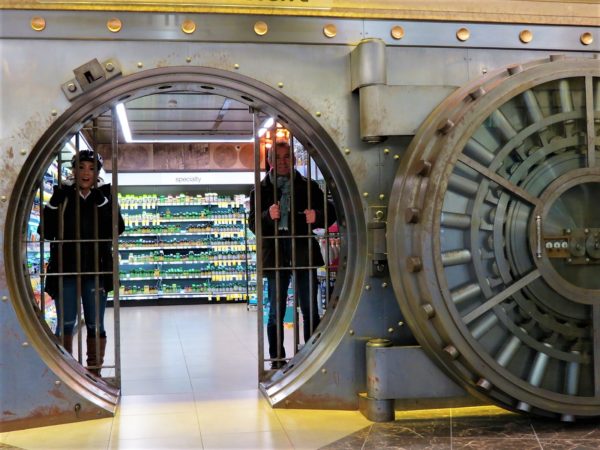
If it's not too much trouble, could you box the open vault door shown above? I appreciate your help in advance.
[387,56,600,421]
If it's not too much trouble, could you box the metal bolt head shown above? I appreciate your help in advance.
[20,149,27,155]
[382,282,388,288]
[363,192,369,198]
[344,148,351,155]
[379,194,385,200]
[55,380,61,386]
[1,296,8,302]
[22,342,30,347]
[383,148,390,154]
[321,368,327,374]
[185,56,192,63]
[234,63,240,69]
[105,62,114,72]
[1,195,7,202]
[365,285,371,291]
[51,109,58,116]
[137,62,143,68]
[387,327,394,333]
[394,154,400,160]
[315,111,322,117]
[67,82,76,92]
[584,228,590,234]
[349,329,355,335]
[565,228,572,234]
[398,321,404,327]
[277,82,284,88]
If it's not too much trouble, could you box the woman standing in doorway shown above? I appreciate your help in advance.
[41,150,124,376]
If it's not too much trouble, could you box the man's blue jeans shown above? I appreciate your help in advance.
[266,269,320,359]
[54,276,107,338]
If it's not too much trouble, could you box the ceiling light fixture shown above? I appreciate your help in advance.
[257,117,275,138]
[115,103,254,144]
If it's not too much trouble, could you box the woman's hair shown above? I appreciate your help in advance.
[71,150,103,171]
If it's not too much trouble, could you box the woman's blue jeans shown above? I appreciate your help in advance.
[54,276,107,338]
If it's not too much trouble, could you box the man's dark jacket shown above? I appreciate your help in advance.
[249,170,336,269]
[40,182,125,298]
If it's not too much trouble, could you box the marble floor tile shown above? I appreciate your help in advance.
[538,439,600,450]
[451,438,541,449]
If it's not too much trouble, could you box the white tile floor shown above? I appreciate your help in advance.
[0,304,372,449]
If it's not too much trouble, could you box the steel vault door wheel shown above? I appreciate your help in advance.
[388,56,600,420]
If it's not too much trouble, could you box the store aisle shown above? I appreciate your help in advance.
[0,304,371,450]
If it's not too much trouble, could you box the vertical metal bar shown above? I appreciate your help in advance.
[323,176,330,312]
[306,151,315,338]
[37,181,46,322]
[243,209,250,303]
[585,76,596,168]
[111,108,122,385]
[91,136,101,374]
[288,137,299,354]
[74,138,83,365]
[252,110,265,376]
[272,131,282,366]
[57,150,65,346]
[593,304,600,398]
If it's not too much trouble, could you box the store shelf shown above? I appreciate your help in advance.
[118,192,255,304]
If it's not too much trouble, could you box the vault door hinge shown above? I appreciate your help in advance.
[61,58,122,101]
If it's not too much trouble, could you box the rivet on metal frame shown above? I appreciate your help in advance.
[0,195,6,202]
[22,342,30,347]
[477,378,492,391]
[277,82,284,88]
[107,18,122,33]
[422,303,436,318]
[362,192,369,198]
[105,62,115,72]
[30,16,46,32]
[20,149,27,156]
[443,345,459,359]
[323,24,337,38]
[383,148,390,154]
[365,285,371,291]
[66,82,77,93]
[315,111,322,117]
[1,296,8,302]
[507,64,524,75]
[382,282,388,288]
[137,62,144,68]
[344,148,351,155]
[519,29,533,44]
[186,56,192,63]
[378,194,385,200]
[349,329,355,335]
[254,21,268,36]
[234,63,240,69]
[321,368,327,374]
[469,87,486,100]
[580,32,593,46]
[181,19,196,34]
[456,27,470,42]
[51,109,58,116]
[387,327,394,333]
[415,159,433,176]
[407,256,423,273]
[390,25,404,40]
[437,119,454,134]
[405,207,420,224]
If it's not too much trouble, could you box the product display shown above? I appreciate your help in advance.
[115,192,256,303]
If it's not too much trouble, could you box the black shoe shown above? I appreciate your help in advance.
[270,360,286,370]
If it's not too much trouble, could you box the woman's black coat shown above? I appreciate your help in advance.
[40,183,125,298]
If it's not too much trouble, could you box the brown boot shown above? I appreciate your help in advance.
[62,334,73,354]
[86,336,107,377]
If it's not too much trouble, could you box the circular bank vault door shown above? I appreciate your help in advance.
[388,55,600,421]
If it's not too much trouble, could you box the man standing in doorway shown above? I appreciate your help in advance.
[250,140,335,369]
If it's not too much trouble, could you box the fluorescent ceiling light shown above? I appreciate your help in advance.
[115,103,254,144]
[116,103,133,142]
[257,117,275,138]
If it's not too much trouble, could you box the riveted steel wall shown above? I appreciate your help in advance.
[0,8,598,430]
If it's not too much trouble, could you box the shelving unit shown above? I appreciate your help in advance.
[115,192,256,304]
